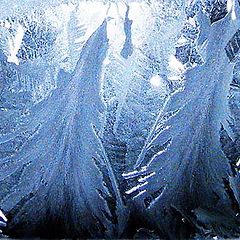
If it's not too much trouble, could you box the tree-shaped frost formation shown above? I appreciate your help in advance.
[124,1,240,238]
[0,20,127,238]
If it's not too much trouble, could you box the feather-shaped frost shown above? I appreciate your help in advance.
[0,20,127,238]
[124,3,240,238]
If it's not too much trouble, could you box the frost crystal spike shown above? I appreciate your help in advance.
[0,20,127,238]
[0,210,7,230]
[120,5,133,59]
[125,2,240,238]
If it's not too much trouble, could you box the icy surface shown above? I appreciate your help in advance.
[1,0,240,239]
[125,1,240,238]
[0,19,127,238]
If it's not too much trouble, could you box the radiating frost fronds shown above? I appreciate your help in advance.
[103,1,186,172]
[0,20,127,238]
[125,3,240,238]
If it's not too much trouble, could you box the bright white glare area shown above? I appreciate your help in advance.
[168,54,184,72]
[177,36,188,45]
[4,20,11,29]
[106,3,126,52]
[227,0,236,20]
[128,2,153,48]
[188,17,196,26]
[150,75,163,88]
[77,2,107,39]
[103,56,111,66]
[227,0,233,12]
[7,24,24,65]
[44,3,75,29]
[232,10,237,20]
[168,75,180,81]
[0,20,11,28]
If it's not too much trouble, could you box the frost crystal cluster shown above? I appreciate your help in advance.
[0,0,240,239]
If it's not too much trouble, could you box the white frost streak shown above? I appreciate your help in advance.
[236,158,240,167]
[125,182,148,195]
[168,54,185,72]
[227,0,233,12]
[150,75,164,89]
[227,0,236,20]
[132,190,146,199]
[147,186,166,209]
[138,172,156,183]
[0,210,7,222]
[7,24,24,65]
[122,166,147,179]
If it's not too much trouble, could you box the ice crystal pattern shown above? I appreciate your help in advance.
[0,0,240,239]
